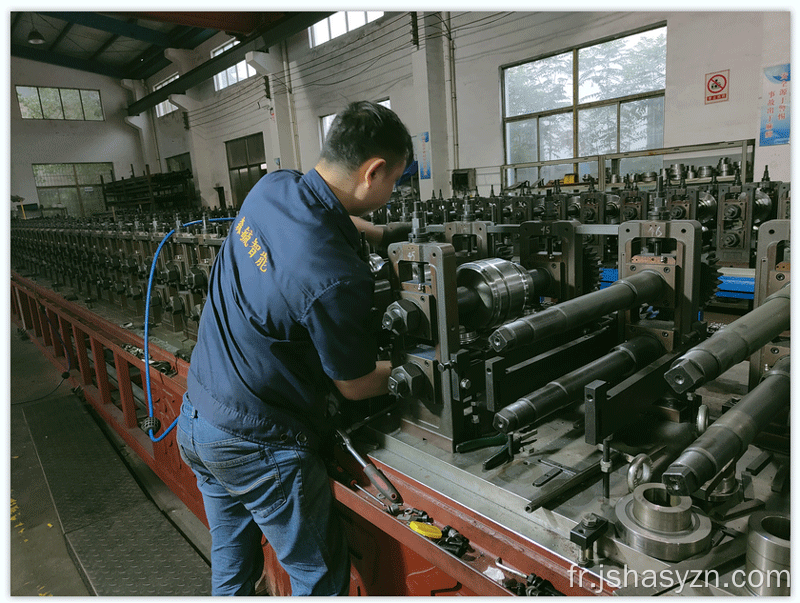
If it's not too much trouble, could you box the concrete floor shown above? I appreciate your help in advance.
[8,321,211,595]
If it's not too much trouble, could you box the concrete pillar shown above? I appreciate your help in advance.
[246,48,299,170]
[121,79,158,173]
[410,12,451,200]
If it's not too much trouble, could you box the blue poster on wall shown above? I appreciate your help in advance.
[417,132,432,180]
[759,64,790,146]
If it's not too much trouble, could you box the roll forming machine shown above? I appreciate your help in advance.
[10,173,790,596]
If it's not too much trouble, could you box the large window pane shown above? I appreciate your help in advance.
[539,113,573,161]
[226,65,237,85]
[16,86,43,119]
[80,90,103,120]
[248,166,264,188]
[312,20,330,45]
[579,27,666,103]
[33,164,74,187]
[58,187,81,215]
[505,52,572,117]
[80,187,105,214]
[247,135,266,165]
[577,160,600,181]
[39,88,64,119]
[75,163,113,185]
[620,96,664,152]
[540,163,574,185]
[37,188,60,207]
[60,88,84,120]
[236,61,249,82]
[329,12,348,38]
[226,138,248,167]
[507,167,539,188]
[347,11,366,29]
[579,105,618,156]
[505,119,538,164]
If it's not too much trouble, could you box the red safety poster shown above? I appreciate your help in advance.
[705,70,729,104]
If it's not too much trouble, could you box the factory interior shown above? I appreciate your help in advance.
[8,10,792,596]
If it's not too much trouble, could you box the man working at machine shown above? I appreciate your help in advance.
[177,101,414,595]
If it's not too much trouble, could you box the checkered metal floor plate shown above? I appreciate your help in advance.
[24,396,210,596]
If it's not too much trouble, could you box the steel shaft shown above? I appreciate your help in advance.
[493,335,664,433]
[489,269,665,352]
[662,355,790,495]
[664,283,790,394]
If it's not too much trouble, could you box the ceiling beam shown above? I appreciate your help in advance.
[120,12,282,35]
[39,12,189,48]
[127,12,331,116]
[11,43,126,79]
[47,22,74,52]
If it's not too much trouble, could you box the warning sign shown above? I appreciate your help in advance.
[705,70,729,104]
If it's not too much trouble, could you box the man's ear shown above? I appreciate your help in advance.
[362,157,387,187]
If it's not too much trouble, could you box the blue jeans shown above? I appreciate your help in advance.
[176,398,350,596]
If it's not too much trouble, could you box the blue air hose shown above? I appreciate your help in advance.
[143,217,234,442]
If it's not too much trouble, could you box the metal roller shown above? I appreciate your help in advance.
[615,483,712,562]
[383,257,549,335]
[493,335,664,433]
[662,355,790,495]
[664,283,790,394]
[456,258,549,330]
[489,269,666,352]
[745,511,790,595]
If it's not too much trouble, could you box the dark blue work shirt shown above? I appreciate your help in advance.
[186,169,377,449]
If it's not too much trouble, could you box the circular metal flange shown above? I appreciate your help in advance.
[615,483,712,562]
[745,511,790,596]
[456,258,532,330]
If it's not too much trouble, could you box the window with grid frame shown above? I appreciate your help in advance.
[16,86,104,121]
[225,133,267,208]
[309,11,384,48]
[32,163,114,217]
[154,74,180,117]
[502,25,666,186]
[212,40,257,91]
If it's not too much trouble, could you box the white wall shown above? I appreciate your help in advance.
[10,57,146,213]
[146,32,276,209]
[11,11,791,210]
[444,11,790,191]
[285,12,416,173]
[283,11,791,195]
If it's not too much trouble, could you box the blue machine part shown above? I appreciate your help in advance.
[600,268,618,289]
[715,275,755,299]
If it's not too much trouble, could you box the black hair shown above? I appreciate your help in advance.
[320,101,413,172]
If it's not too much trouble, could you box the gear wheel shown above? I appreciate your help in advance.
[698,252,722,309]
[582,246,603,294]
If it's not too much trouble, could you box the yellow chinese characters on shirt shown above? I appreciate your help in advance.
[234,217,269,273]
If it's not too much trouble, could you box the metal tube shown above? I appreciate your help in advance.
[489,270,665,352]
[662,355,790,495]
[493,335,664,433]
[664,283,790,394]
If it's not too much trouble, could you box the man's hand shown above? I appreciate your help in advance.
[332,360,392,400]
